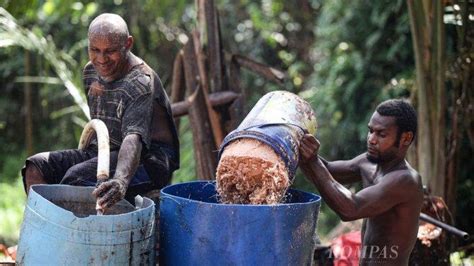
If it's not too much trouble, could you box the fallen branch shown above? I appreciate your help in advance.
[232,54,286,83]
[171,91,239,117]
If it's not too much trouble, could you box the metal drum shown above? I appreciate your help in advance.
[16,185,155,265]
[159,181,321,265]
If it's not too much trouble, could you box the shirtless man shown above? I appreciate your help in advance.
[299,99,423,265]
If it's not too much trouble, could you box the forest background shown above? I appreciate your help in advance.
[0,0,472,261]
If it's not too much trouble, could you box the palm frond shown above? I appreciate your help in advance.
[0,7,90,119]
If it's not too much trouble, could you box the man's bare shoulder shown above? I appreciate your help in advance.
[353,153,376,173]
[337,153,370,169]
[385,165,422,193]
[325,153,369,183]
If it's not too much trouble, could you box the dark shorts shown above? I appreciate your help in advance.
[21,147,152,198]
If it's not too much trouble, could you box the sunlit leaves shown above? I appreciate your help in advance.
[0,7,90,118]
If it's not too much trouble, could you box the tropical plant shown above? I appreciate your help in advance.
[0,7,89,119]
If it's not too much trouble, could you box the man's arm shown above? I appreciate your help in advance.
[324,155,366,184]
[301,157,417,221]
[299,134,418,220]
[93,134,142,209]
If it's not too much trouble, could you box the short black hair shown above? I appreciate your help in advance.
[376,99,417,140]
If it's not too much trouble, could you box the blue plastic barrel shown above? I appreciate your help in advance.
[17,185,155,265]
[159,181,321,265]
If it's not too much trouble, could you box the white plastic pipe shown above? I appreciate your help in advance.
[78,119,110,214]
[78,119,110,181]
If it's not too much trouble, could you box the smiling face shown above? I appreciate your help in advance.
[88,34,131,82]
[366,111,402,163]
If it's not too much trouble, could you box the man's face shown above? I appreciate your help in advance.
[88,34,128,82]
[366,112,400,163]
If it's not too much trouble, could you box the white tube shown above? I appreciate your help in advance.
[78,119,110,182]
[78,119,110,215]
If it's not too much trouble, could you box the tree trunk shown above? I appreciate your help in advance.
[24,50,33,156]
[407,0,446,197]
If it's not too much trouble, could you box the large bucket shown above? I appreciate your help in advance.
[218,90,317,180]
[17,185,155,265]
[159,181,321,265]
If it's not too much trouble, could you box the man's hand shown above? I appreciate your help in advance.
[299,133,321,164]
[93,178,128,210]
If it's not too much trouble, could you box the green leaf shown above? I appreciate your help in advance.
[42,1,55,16]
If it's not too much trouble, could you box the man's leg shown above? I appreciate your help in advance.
[60,151,119,186]
[23,155,48,194]
[21,149,96,194]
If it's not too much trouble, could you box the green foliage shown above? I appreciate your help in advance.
[306,0,414,159]
[0,177,26,246]
[172,117,196,183]
[0,7,89,117]
[454,135,474,236]
[0,153,25,183]
[450,251,474,265]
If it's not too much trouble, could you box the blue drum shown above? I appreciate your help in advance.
[159,181,321,265]
[17,185,156,265]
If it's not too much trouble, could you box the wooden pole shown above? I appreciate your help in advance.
[192,31,225,147]
[203,0,226,93]
[182,36,218,180]
[170,51,186,128]
[233,54,286,84]
[24,51,33,156]
[227,56,245,132]
[171,91,239,118]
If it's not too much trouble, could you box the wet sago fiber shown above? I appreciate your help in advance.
[216,138,290,204]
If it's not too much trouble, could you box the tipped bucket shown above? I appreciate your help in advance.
[216,90,317,204]
[159,181,321,265]
[219,90,317,180]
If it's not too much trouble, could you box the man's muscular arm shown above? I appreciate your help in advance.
[300,135,418,221]
[301,158,416,221]
[93,133,142,209]
[324,155,365,184]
